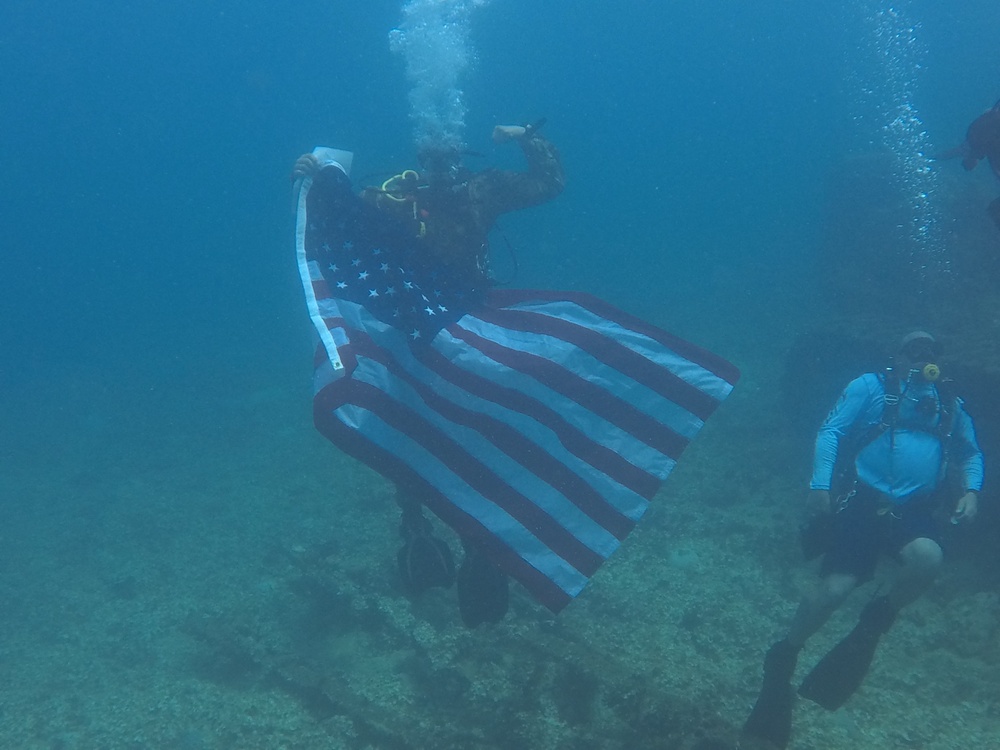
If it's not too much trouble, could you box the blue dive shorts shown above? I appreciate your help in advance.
[820,483,943,581]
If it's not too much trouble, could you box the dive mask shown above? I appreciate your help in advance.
[901,337,942,382]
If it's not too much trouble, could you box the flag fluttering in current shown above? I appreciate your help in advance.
[296,158,739,612]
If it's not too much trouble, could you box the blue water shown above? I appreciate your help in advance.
[3,1,1000,747]
[3,0,998,381]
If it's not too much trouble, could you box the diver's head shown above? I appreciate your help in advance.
[898,330,942,381]
[417,147,468,188]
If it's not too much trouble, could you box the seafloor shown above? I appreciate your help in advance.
[4,168,1000,749]
[3,280,998,750]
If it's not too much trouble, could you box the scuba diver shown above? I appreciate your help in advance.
[361,122,564,286]
[935,99,1000,230]
[742,331,984,748]
[292,122,565,628]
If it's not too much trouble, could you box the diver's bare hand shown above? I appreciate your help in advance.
[951,491,979,524]
[805,489,832,517]
[492,125,527,144]
[292,153,319,180]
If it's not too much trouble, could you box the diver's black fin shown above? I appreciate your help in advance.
[457,545,509,628]
[798,596,895,710]
[741,639,799,749]
[397,527,455,596]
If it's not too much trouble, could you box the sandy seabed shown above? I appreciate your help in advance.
[2,329,997,750]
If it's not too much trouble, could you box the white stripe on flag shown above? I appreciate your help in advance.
[298,219,343,371]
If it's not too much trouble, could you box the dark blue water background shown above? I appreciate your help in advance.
[3,0,997,396]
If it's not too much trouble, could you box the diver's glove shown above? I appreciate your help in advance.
[492,125,526,143]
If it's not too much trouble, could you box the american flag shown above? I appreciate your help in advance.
[296,157,740,612]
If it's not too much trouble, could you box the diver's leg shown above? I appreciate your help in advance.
[395,484,427,530]
[887,536,942,609]
[744,490,877,742]
[987,196,1000,230]
[795,532,936,710]
[395,485,455,595]
[792,483,886,648]
[743,574,856,746]
[786,572,858,647]
[456,538,509,628]
[788,487,876,647]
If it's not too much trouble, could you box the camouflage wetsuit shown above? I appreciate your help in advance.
[962,100,1000,178]
[364,132,565,285]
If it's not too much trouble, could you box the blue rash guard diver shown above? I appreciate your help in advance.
[810,371,984,504]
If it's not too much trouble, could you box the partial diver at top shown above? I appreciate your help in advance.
[936,98,1000,230]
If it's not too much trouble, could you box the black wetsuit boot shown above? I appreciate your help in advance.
[396,503,455,596]
[457,542,509,628]
[742,638,800,748]
[799,596,896,710]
